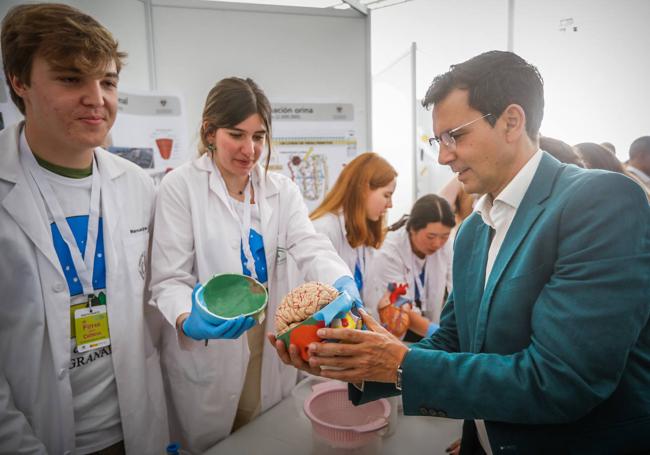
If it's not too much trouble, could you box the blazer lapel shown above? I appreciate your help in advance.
[95,149,125,281]
[3,177,65,274]
[473,153,562,352]
[197,154,237,219]
[468,221,492,352]
[0,124,64,275]
[257,168,279,285]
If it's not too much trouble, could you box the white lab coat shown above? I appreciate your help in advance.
[311,212,375,312]
[0,123,169,455]
[366,226,453,323]
[149,154,350,453]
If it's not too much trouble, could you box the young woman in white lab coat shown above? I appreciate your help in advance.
[309,152,397,311]
[149,77,355,454]
[366,194,456,341]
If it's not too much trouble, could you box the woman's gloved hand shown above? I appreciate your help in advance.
[182,284,256,340]
[333,275,363,307]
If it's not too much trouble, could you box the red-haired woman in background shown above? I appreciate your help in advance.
[309,152,398,310]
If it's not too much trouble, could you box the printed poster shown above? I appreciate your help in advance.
[270,103,357,212]
[109,91,188,183]
[416,101,453,196]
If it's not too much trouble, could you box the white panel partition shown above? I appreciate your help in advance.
[514,0,650,160]
[0,0,150,92]
[151,0,370,156]
[370,0,508,221]
[0,0,371,160]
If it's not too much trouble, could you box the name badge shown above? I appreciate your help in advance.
[74,304,111,353]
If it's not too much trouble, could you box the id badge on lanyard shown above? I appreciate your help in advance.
[355,247,365,292]
[74,297,111,352]
[412,255,427,308]
[19,132,110,352]
[212,160,260,282]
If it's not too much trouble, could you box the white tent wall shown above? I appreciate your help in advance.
[370,0,508,223]
[151,0,370,156]
[0,0,151,91]
[371,0,649,216]
[3,0,647,215]
[514,0,650,160]
[0,0,371,158]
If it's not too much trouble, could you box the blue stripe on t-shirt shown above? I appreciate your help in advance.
[50,215,106,296]
[241,228,268,284]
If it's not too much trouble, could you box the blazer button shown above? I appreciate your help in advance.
[428,409,438,417]
[437,411,447,418]
[419,407,428,416]
[58,368,67,379]
[53,282,65,293]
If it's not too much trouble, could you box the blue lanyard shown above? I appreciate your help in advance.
[20,130,101,296]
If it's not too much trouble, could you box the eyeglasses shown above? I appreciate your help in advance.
[428,113,492,150]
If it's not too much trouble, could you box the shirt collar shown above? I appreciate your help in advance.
[627,165,650,183]
[475,149,543,228]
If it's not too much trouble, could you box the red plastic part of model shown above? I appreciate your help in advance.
[388,282,408,305]
[289,320,326,362]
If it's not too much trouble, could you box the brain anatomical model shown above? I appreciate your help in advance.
[275,282,339,336]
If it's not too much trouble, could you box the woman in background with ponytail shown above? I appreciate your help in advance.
[367,193,456,341]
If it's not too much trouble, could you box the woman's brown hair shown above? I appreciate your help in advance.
[199,77,272,169]
[311,152,397,248]
[2,3,126,115]
[574,142,625,173]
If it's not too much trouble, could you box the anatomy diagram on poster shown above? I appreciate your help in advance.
[270,103,357,211]
[109,91,188,184]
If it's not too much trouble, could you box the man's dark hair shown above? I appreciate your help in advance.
[540,136,584,167]
[629,136,650,159]
[574,142,625,174]
[422,50,544,141]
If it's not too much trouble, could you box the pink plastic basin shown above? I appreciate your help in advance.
[303,381,390,449]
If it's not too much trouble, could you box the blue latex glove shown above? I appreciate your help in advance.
[425,322,440,338]
[333,275,363,308]
[313,290,355,326]
[182,284,256,341]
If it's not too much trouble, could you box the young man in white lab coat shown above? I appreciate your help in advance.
[0,4,168,454]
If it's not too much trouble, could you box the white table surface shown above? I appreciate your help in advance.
[205,384,462,454]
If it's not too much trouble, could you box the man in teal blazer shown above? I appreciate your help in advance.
[271,51,650,454]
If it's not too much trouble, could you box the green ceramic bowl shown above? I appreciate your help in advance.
[195,273,268,323]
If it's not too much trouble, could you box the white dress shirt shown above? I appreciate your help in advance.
[471,149,543,454]
[626,165,650,188]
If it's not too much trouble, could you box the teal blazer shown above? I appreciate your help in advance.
[352,153,650,453]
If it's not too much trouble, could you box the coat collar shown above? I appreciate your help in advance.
[0,123,23,184]
[472,152,563,352]
[95,148,125,259]
[95,145,126,182]
[194,153,281,280]
[0,123,124,183]
[394,226,415,273]
[195,153,280,211]
[0,123,127,277]
[1,123,62,273]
